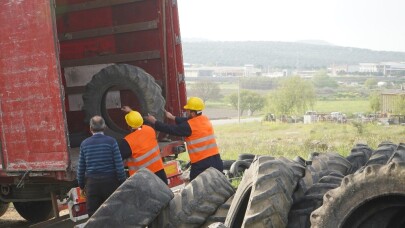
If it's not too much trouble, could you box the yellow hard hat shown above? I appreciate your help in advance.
[184,97,205,111]
[125,111,143,128]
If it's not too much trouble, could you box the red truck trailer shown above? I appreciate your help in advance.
[0,0,186,222]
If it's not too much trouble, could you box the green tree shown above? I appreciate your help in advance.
[364,78,377,89]
[312,70,338,88]
[267,76,316,115]
[228,90,265,116]
[369,91,381,113]
[188,80,222,102]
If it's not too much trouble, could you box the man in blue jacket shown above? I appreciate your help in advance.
[77,115,126,217]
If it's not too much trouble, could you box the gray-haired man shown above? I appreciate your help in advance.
[77,115,126,216]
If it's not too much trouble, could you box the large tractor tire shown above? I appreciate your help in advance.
[0,201,9,217]
[165,168,235,228]
[225,156,272,228]
[85,168,173,228]
[225,156,298,228]
[202,194,234,227]
[387,143,405,163]
[82,64,165,139]
[287,172,343,228]
[346,144,373,174]
[13,200,53,223]
[365,142,397,166]
[310,162,405,228]
[310,152,351,176]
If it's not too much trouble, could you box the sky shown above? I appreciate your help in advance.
[177,0,405,52]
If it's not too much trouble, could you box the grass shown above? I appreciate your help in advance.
[314,100,370,114]
[212,121,405,161]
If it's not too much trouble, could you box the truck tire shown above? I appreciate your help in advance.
[229,160,251,178]
[238,153,256,161]
[346,144,373,174]
[202,194,234,227]
[13,200,53,223]
[310,162,405,228]
[85,168,173,228]
[387,143,405,163]
[225,156,271,228]
[166,167,235,228]
[365,142,397,166]
[83,64,165,139]
[287,172,343,228]
[0,201,9,217]
[225,156,297,228]
[242,159,296,227]
[222,160,236,170]
[310,152,351,176]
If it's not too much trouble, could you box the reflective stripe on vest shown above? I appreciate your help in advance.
[185,115,219,163]
[124,125,164,175]
[127,154,162,172]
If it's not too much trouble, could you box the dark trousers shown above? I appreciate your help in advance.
[85,176,121,217]
[190,154,224,181]
[155,169,168,185]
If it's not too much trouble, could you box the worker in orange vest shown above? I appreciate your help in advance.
[145,97,223,181]
[119,109,168,184]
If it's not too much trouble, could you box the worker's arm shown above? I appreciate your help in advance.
[175,116,188,124]
[154,120,191,137]
[77,147,86,189]
[119,139,132,160]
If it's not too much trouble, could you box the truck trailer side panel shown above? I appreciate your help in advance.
[0,1,69,172]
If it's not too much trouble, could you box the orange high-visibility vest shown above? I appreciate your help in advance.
[185,115,219,163]
[124,125,164,176]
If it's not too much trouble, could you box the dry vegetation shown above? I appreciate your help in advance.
[214,121,405,160]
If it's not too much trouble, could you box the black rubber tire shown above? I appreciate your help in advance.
[388,143,405,163]
[225,156,273,228]
[292,165,322,204]
[310,152,351,176]
[365,142,397,166]
[226,156,297,228]
[0,201,9,217]
[229,160,251,178]
[238,153,256,161]
[85,168,174,228]
[166,168,235,228]
[202,194,234,227]
[310,162,405,228]
[82,64,165,139]
[288,172,343,228]
[242,158,297,227]
[13,200,53,223]
[346,144,373,174]
[222,160,236,170]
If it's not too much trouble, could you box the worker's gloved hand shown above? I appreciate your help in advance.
[145,114,157,124]
[165,110,175,120]
[121,106,132,113]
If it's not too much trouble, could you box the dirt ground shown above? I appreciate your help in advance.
[1,205,33,228]
[0,205,69,228]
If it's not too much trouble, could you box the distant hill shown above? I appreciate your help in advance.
[181,41,405,69]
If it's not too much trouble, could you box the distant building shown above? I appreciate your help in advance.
[359,62,405,76]
[381,89,405,114]
[359,63,381,73]
[184,65,261,78]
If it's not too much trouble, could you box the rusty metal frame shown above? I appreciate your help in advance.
[59,20,157,41]
[56,0,144,14]
[61,51,160,67]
